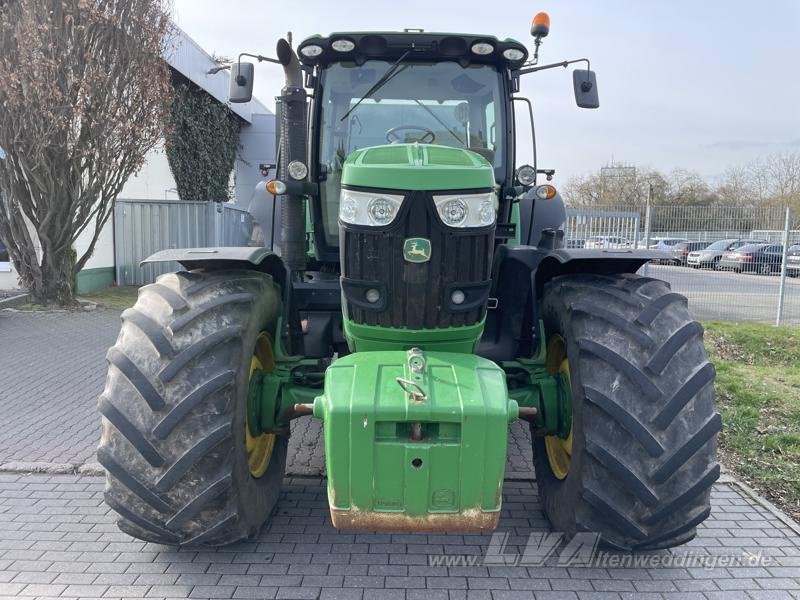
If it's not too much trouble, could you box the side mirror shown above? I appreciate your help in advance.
[573,69,599,109]
[229,62,254,104]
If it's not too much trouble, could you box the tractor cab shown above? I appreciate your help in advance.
[299,32,524,252]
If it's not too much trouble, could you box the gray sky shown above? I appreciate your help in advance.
[173,0,799,186]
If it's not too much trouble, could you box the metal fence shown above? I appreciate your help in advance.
[565,204,800,326]
[114,199,253,286]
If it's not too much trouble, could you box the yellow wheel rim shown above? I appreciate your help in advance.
[544,335,573,480]
[246,333,276,478]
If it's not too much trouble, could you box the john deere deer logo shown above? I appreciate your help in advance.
[403,238,431,263]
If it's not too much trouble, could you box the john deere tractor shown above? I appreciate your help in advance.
[99,15,720,550]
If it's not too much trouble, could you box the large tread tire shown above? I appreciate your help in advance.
[534,273,720,551]
[98,269,287,546]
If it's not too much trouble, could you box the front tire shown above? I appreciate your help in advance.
[533,273,720,551]
[98,269,287,546]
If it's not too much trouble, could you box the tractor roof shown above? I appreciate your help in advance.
[297,32,528,69]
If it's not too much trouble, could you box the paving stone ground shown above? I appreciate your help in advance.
[2,309,799,599]
[0,473,798,599]
[0,309,533,477]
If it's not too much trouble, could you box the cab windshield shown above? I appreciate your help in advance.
[317,60,505,246]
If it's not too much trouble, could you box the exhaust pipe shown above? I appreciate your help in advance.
[275,38,307,273]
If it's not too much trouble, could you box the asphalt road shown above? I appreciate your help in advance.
[641,263,800,325]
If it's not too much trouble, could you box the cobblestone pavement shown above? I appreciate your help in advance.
[0,310,119,466]
[0,309,534,477]
[0,473,798,599]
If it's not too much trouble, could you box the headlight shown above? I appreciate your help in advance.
[339,189,404,226]
[433,192,497,228]
[503,48,526,62]
[516,164,536,186]
[299,44,323,58]
[331,39,355,52]
[470,42,494,55]
[287,160,308,180]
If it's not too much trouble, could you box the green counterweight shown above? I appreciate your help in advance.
[312,348,517,531]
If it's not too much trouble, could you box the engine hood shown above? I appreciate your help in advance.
[341,143,495,191]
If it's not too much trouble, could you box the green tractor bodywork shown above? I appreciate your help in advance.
[243,142,567,529]
[110,26,718,549]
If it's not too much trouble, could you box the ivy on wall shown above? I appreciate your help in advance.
[165,81,241,201]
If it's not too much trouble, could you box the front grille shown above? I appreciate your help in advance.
[341,190,494,329]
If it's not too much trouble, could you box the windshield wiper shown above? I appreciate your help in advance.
[413,99,466,146]
[340,50,411,122]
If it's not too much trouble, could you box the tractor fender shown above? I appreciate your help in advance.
[533,247,664,297]
[477,245,662,362]
[141,246,287,288]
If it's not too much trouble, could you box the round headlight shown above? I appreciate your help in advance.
[331,39,355,52]
[451,290,465,305]
[502,48,526,62]
[365,288,381,304]
[367,197,397,225]
[516,164,536,186]
[441,198,468,226]
[470,42,494,56]
[287,160,308,180]
[299,44,323,58]
[478,200,495,225]
[340,198,358,222]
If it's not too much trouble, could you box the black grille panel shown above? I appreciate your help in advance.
[341,190,494,329]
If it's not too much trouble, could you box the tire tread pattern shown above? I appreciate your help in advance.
[536,273,720,551]
[98,269,285,546]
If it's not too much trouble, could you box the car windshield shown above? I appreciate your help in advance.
[704,239,734,250]
[734,244,767,253]
[317,60,505,246]
[732,239,764,249]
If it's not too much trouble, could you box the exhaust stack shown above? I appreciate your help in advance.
[275,38,307,273]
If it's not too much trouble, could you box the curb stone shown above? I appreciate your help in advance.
[0,461,79,474]
[0,293,28,308]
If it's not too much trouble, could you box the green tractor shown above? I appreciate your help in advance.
[99,15,720,550]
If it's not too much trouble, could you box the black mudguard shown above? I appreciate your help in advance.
[477,245,664,362]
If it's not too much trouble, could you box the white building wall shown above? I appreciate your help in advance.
[234,113,277,207]
[119,145,179,201]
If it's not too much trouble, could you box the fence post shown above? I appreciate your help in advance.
[643,203,652,249]
[776,206,792,326]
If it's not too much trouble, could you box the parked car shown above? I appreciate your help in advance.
[670,241,711,266]
[718,243,784,274]
[786,244,800,276]
[584,235,631,249]
[648,237,688,251]
[566,238,586,249]
[687,238,768,269]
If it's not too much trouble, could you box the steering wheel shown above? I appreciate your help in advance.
[386,125,436,144]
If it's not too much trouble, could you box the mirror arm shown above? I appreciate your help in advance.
[209,53,281,76]
[515,57,590,77]
[239,52,281,65]
[227,52,283,86]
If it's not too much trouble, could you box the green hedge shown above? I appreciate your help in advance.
[165,83,241,201]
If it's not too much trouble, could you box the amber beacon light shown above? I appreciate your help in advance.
[531,12,550,38]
